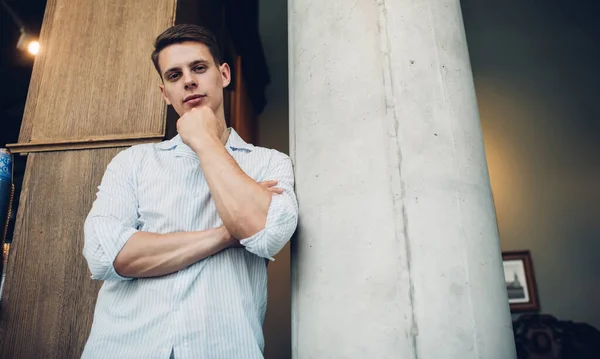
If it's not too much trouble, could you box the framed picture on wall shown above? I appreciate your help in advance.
[502,251,540,312]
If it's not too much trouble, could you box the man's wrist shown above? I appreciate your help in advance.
[216,226,237,248]
[190,131,221,154]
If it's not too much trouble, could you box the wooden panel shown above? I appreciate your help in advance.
[0,148,122,358]
[18,0,176,144]
[7,133,163,154]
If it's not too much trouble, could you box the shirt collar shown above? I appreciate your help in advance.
[155,128,253,153]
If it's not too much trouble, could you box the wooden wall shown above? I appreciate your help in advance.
[0,0,176,357]
[12,0,174,154]
[0,149,121,358]
[0,0,269,357]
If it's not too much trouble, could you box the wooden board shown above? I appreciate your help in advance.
[0,148,123,358]
[0,0,177,357]
[7,133,163,154]
[18,0,176,145]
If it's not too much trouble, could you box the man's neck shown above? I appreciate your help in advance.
[219,126,230,145]
[213,108,230,145]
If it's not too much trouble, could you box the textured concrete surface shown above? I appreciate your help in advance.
[289,0,517,358]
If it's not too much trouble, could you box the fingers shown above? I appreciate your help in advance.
[259,180,278,188]
[259,180,283,194]
[267,187,284,195]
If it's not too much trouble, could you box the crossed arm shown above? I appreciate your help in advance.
[83,144,297,280]
[110,178,283,278]
[109,181,282,278]
[112,228,233,278]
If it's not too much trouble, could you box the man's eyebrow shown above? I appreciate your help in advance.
[188,59,209,68]
[163,66,181,78]
[163,60,209,78]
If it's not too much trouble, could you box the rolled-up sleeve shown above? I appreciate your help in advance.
[239,153,298,261]
[83,148,140,281]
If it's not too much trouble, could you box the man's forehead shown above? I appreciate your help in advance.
[158,41,212,69]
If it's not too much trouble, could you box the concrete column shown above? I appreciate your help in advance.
[289,0,517,358]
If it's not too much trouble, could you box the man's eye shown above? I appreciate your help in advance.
[194,66,206,72]
[168,73,180,81]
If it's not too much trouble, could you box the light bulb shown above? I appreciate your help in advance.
[28,41,40,55]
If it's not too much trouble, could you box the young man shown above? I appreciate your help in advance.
[82,24,298,359]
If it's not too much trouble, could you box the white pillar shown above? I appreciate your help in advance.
[289,0,516,358]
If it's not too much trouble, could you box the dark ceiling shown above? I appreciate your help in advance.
[1,0,47,148]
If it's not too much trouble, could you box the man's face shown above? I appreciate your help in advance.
[158,41,230,117]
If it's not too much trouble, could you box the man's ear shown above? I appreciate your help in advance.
[220,63,231,88]
[159,84,172,105]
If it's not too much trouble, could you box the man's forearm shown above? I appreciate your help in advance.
[113,227,234,278]
[194,136,272,239]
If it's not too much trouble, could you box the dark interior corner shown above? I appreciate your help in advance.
[1,0,48,246]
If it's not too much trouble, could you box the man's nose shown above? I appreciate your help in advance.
[183,71,197,90]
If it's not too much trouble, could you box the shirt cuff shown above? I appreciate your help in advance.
[84,220,139,281]
[101,226,139,281]
[239,194,288,261]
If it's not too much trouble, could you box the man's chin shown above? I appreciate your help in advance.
[184,102,206,112]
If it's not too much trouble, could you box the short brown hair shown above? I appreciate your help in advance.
[151,24,222,78]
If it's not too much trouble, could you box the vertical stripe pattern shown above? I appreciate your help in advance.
[81,129,298,359]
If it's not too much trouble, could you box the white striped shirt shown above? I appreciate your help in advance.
[82,129,298,359]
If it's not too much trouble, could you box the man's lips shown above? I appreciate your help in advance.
[183,94,206,103]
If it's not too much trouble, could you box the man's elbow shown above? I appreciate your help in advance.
[230,214,267,240]
[112,252,137,278]
[228,188,274,238]
[83,217,138,281]
[243,211,298,258]
[83,241,131,281]
[83,249,112,281]
[112,255,128,278]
